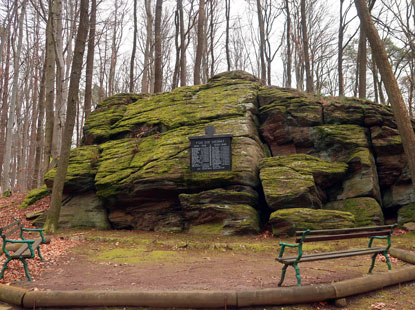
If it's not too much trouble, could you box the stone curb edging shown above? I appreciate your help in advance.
[1,247,414,308]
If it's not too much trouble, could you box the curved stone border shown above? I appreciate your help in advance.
[1,247,415,308]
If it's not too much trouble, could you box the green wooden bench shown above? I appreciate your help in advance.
[276,224,397,287]
[0,218,46,281]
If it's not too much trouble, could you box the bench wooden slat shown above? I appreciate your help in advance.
[11,239,42,258]
[296,225,394,236]
[277,247,386,264]
[295,230,389,243]
[3,225,23,238]
[0,220,21,232]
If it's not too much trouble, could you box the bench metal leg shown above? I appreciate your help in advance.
[278,265,288,286]
[293,263,302,287]
[369,253,378,273]
[382,251,392,270]
[0,257,11,280]
[20,258,32,281]
[37,247,44,261]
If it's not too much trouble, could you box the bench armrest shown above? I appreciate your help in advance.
[368,235,391,251]
[278,242,299,258]
[21,228,46,243]
[5,239,35,244]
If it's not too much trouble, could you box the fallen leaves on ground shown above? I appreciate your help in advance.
[0,192,82,284]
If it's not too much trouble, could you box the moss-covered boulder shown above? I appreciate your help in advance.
[45,145,100,193]
[47,71,266,235]
[183,203,260,235]
[259,87,322,156]
[33,192,110,229]
[179,187,258,207]
[311,125,381,202]
[178,188,260,235]
[398,204,415,226]
[324,197,384,227]
[269,208,355,236]
[19,185,51,209]
[259,155,347,210]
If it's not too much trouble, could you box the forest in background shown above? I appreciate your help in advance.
[1,0,415,195]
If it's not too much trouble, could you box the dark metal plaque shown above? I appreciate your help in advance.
[188,127,232,172]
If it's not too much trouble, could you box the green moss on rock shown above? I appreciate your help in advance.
[398,204,415,226]
[45,145,100,193]
[185,204,260,235]
[19,185,51,209]
[269,208,355,236]
[259,155,347,210]
[324,197,384,226]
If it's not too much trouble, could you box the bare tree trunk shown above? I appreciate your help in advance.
[154,0,163,92]
[194,0,205,85]
[45,0,89,233]
[225,0,231,71]
[52,0,65,165]
[179,0,186,86]
[354,0,415,196]
[32,61,46,189]
[172,6,180,90]
[43,6,56,175]
[129,0,137,92]
[84,0,96,119]
[141,0,153,93]
[301,0,313,92]
[338,0,345,96]
[0,24,11,186]
[256,0,266,84]
[2,0,26,192]
[358,25,367,98]
[285,0,292,88]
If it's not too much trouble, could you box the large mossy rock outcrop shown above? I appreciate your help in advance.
[44,71,414,234]
[48,71,265,232]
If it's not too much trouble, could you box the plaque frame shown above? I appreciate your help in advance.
[188,126,233,172]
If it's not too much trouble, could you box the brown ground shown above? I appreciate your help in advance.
[4,231,407,292]
[2,193,415,310]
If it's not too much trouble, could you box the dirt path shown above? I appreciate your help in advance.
[10,234,406,292]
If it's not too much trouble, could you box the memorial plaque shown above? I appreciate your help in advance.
[188,126,232,172]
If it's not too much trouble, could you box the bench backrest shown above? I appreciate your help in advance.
[0,218,23,241]
[295,225,396,243]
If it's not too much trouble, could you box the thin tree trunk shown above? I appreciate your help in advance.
[338,0,345,96]
[2,0,26,192]
[0,26,11,186]
[141,0,153,93]
[358,25,367,98]
[225,0,231,71]
[45,0,90,233]
[43,7,56,175]
[172,7,180,90]
[285,0,292,88]
[129,0,137,92]
[84,0,96,119]
[301,0,313,92]
[256,0,266,84]
[179,0,186,86]
[354,0,415,196]
[154,0,163,92]
[194,0,205,85]
[32,59,47,189]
